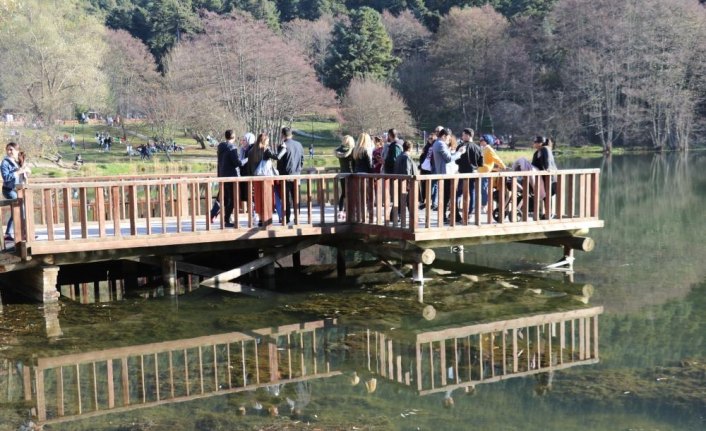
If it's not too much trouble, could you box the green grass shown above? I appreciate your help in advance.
[8,121,611,178]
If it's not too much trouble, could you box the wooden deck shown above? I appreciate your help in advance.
[0,169,602,265]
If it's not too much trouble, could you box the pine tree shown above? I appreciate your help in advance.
[322,7,399,93]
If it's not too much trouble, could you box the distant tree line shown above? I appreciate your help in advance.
[1,0,706,151]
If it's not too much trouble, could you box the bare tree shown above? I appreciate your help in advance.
[282,15,335,77]
[341,77,415,137]
[164,11,336,142]
[429,6,523,133]
[104,30,161,120]
[550,0,706,151]
[381,9,432,60]
[0,0,108,124]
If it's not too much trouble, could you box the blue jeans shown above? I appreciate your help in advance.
[457,177,488,212]
[3,188,16,237]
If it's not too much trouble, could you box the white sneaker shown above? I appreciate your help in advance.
[481,206,488,214]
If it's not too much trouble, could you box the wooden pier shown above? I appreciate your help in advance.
[0,169,602,302]
[0,306,602,425]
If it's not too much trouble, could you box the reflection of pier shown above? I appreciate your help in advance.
[24,319,339,425]
[1,307,602,425]
[355,307,602,395]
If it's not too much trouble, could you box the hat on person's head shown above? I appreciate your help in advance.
[243,132,255,145]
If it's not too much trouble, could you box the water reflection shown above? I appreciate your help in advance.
[1,306,602,427]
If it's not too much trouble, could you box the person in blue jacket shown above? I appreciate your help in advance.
[1,142,31,242]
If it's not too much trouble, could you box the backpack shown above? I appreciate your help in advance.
[384,140,402,173]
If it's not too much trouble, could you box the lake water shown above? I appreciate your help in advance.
[0,153,704,430]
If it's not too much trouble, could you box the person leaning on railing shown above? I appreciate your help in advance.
[1,142,31,242]
[478,134,507,213]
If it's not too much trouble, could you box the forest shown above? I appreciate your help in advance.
[2,0,706,152]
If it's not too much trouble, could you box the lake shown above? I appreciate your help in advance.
[0,152,704,430]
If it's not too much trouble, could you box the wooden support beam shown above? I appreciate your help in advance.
[200,237,319,286]
[519,236,595,252]
[332,240,435,266]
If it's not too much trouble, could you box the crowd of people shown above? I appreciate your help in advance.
[209,125,558,228]
[334,127,557,223]
[210,127,304,227]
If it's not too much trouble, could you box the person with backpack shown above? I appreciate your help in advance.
[455,128,483,214]
[432,128,466,223]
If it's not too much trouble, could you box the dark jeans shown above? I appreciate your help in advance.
[3,188,16,237]
[210,182,235,223]
[338,178,346,211]
[419,170,438,207]
[285,180,298,223]
[456,177,488,212]
[442,179,455,218]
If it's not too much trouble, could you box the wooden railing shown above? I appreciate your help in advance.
[1,169,601,256]
[349,169,600,232]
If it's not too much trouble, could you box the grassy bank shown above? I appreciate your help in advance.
[4,121,609,177]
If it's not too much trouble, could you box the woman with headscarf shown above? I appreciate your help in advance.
[247,133,278,227]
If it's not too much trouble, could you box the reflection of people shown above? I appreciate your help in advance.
[1,142,30,242]
[533,371,554,396]
[443,389,455,408]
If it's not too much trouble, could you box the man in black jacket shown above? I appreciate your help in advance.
[211,129,247,226]
[455,128,483,213]
[277,127,304,224]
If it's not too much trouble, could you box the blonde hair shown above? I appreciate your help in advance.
[449,134,458,151]
[353,133,373,160]
[342,135,355,148]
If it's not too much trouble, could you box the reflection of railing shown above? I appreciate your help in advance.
[4,307,603,425]
[356,307,603,395]
[29,319,338,425]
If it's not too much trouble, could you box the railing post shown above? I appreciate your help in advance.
[409,176,418,233]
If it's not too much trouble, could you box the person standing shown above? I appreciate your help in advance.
[353,133,374,173]
[455,128,483,213]
[247,133,278,227]
[478,134,507,212]
[383,128,403,174]
[1,142,30,242]
[372,136,384,173]
[211,130,247,226]
[393,141,419,215]
[432,128,465,223]
[418,132,437,210]
[335,135,355,219]
[276,127,304,225]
